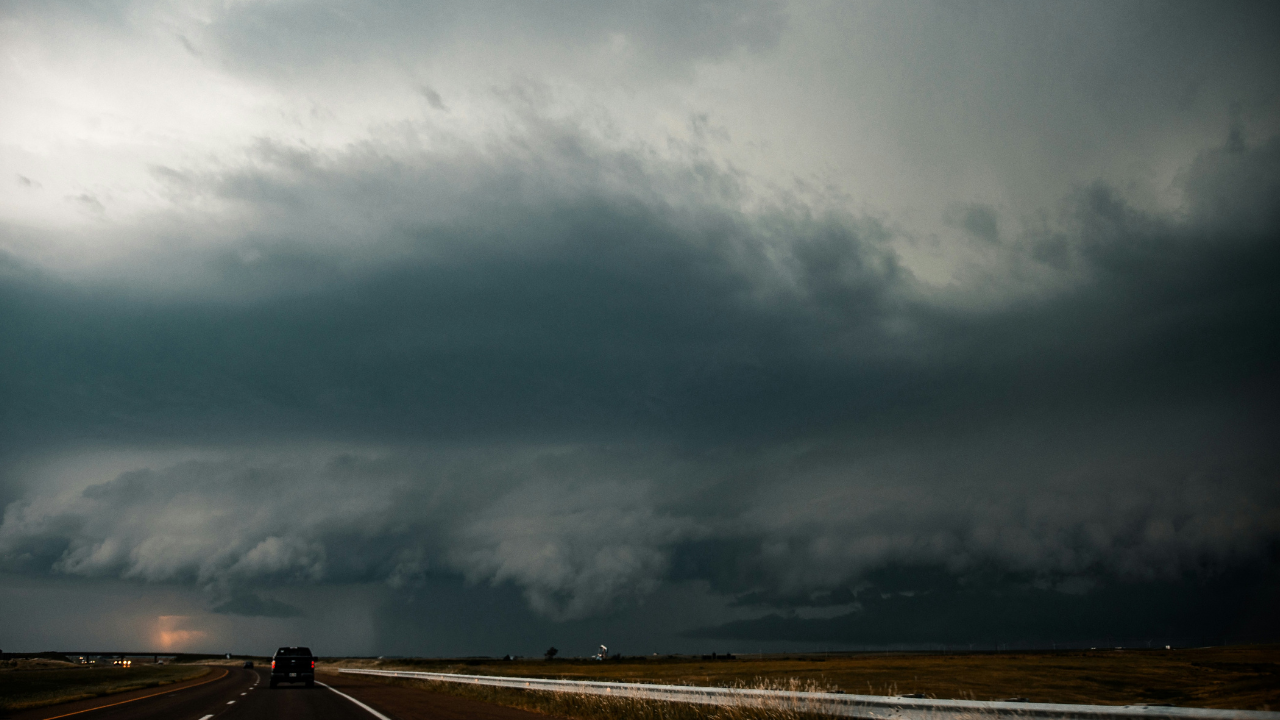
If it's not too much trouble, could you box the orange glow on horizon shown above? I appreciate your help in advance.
[153,615,207,651]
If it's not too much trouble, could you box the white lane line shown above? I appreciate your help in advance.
[227,700,235,704]
[240,692,246,695]
[317,681,392,720]
[199,715,214,720]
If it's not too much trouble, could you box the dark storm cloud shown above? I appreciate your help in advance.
[1,115,908,449]
[2,107,1278,640]
[212,593,304,618]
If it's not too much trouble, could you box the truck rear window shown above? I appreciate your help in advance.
[275,647,312,656]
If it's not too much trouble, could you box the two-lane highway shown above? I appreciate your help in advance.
[210,668,385,720]
[14,666,549,720]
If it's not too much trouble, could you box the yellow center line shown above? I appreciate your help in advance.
[37,667,231,720]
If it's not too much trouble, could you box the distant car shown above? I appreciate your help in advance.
[243,660,254,668]
[270,647,314,688]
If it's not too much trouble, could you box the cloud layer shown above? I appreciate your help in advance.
[1,0,1278,650]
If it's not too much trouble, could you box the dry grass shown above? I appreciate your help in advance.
[0,664,210,713]
[326,671,838,720]
[327,645,1280,712]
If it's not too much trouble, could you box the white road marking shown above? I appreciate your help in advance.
[240,693,246,695]
[227,700,235,704]
[199,715,214,720]
[318,682,392,720]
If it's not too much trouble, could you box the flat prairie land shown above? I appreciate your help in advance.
[330,645,1280,711]
[0,664,209,713]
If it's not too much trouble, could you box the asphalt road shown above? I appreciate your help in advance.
[12,667,546,720]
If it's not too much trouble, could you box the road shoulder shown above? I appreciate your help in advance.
[320,671,553,720]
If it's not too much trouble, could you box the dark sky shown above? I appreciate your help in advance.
[1,0,1278,657]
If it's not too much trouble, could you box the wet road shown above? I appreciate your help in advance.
[14,666,545,720]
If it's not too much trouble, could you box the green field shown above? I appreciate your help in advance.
[0,664,209,713]
[327,644,1280,711]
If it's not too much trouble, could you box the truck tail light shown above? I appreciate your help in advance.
[271,660,275,670]
[311,660,315,669]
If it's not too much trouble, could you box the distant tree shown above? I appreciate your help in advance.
[545,647,558,660]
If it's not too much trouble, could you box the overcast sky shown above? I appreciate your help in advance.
[1,0,1278,657]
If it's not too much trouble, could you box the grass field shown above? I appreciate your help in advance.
[328,672,842,720]
[0,664,210,713]
[325,645,1280,712]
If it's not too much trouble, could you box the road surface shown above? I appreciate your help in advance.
[10,666,545,720]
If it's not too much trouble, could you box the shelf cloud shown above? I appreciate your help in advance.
[1,0,1277,654]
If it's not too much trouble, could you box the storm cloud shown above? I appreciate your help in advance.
[1,0,1277,654]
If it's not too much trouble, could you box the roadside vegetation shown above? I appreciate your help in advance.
[0,663,209,713]
[328,672,838,720]
[322,644,1279,712]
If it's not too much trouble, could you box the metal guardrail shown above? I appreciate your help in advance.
[338,668,1280,720]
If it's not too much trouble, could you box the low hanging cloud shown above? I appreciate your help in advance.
[1,416,1275,623]
[0,450,706,619]
[448,479,702,619]
[0,89,1277,634]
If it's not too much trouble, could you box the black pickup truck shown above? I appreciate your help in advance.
[269,646,315,688]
